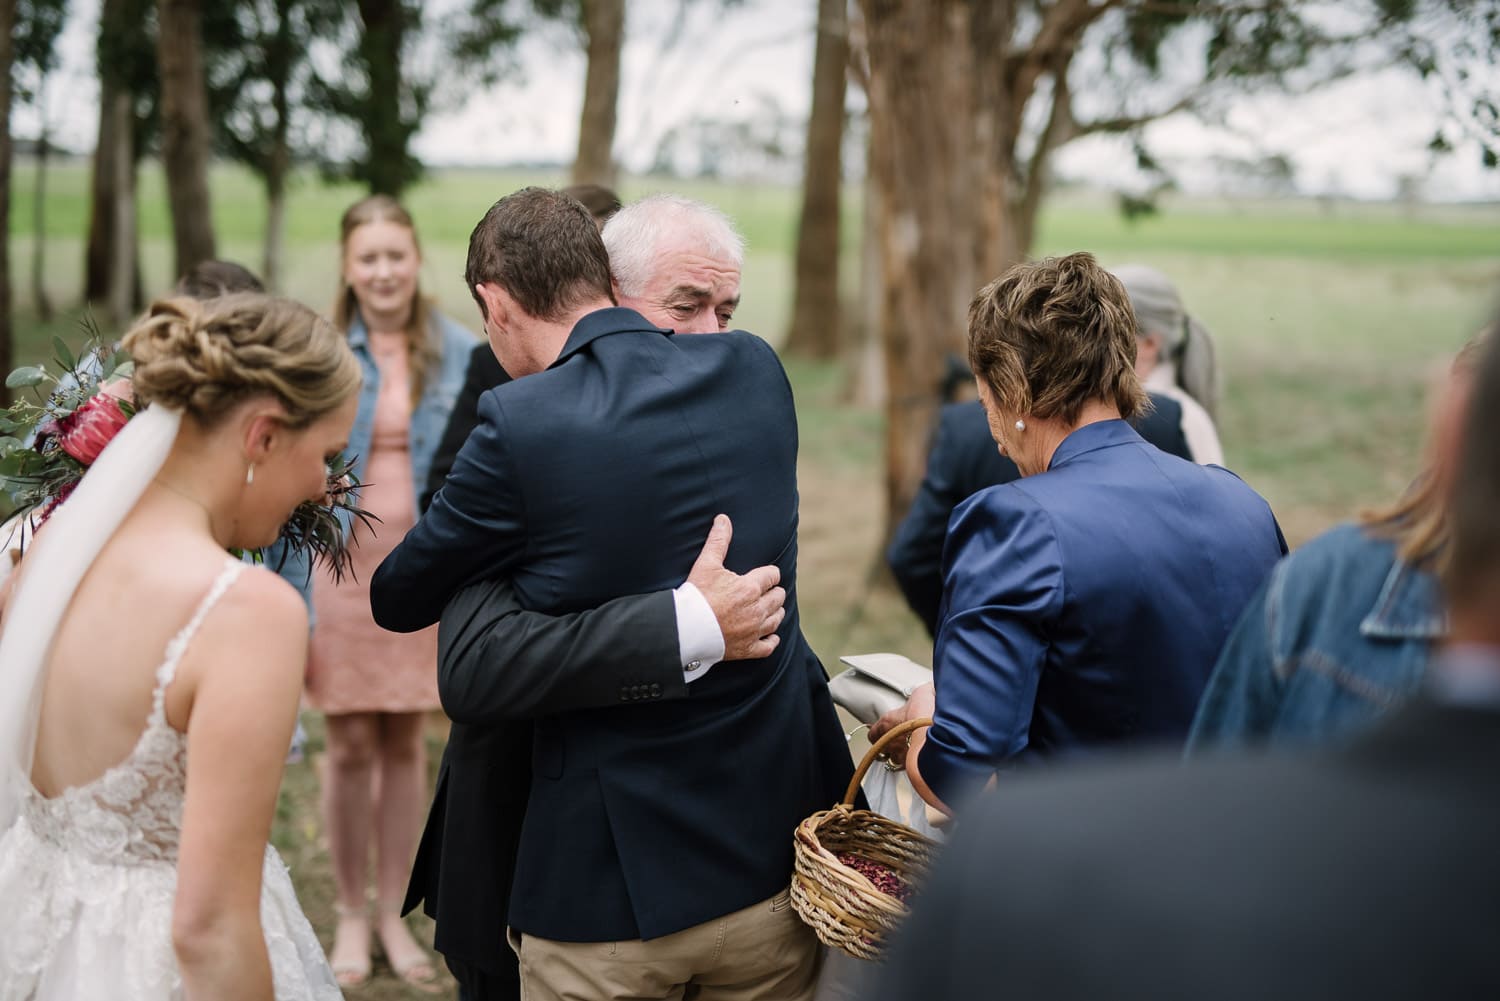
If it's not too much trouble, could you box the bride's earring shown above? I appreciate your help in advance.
[246,463,255,486]
[1014,419,1026,432]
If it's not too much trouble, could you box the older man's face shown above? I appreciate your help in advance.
[623,231,741,333]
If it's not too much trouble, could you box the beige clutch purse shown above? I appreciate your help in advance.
[827,653,933,725]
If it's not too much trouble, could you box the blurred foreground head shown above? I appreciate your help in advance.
[1444,322,1500,639]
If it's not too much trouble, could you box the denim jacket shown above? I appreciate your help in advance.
[344,309,476,504]
[1186,522,1444,752]
[270,309,476,605]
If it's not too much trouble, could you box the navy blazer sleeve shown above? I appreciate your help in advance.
[438,577,687,723]
[922,488,1065,806]
[888,402,1022,636]
[371,389,526,632]
[420,343,510,514]
[887,413,967,636]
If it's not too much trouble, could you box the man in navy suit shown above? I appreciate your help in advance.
[371,188,851,1001]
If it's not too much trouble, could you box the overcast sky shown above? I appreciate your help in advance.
[17,0,1500,202]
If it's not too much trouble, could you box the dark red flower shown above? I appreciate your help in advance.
[57,393,130,465]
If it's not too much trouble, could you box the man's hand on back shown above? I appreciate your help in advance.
[687,514,786,660]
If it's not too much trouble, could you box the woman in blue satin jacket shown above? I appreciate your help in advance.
[871,253,1286,815]
[1187,331,1487,752]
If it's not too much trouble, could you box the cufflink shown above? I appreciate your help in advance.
[687,660,702,671]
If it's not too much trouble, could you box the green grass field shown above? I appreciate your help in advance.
[9,159,1500,998]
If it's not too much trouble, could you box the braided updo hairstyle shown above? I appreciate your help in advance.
[123,294,361,429]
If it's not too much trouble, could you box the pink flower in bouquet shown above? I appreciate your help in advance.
[57,391,131,465]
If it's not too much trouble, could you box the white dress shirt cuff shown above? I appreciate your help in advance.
[673,582,725,682]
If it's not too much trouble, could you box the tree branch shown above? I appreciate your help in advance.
[1073,94,1196,136]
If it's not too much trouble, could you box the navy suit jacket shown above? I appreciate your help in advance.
[923,420,1286,806]
[888,396,1193,635]
[371,308,853,942]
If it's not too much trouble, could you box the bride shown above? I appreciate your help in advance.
[0,294,360,1000]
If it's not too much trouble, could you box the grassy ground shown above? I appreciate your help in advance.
[10,160,1500,998]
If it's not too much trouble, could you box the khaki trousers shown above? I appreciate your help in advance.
[508,887,822,1001]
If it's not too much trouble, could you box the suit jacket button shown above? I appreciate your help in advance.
[650,684,661,698]
[630,685,641,699]
[619,688,629,702]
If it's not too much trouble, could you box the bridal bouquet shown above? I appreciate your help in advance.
[0,324,376,582]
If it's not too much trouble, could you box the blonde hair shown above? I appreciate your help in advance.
[968,252,1150,425]
[125,293,361,429]
[333,194,439,406]
[1361,329,1491,571]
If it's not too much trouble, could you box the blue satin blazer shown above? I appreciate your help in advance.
[924,420,1286,806]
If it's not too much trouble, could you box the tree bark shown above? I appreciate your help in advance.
[157,0,217,280]
[571,0,624,187]
[32,121,54,322]
[785,0,849,359]
[262,19,293,293]
[84,47,120,304]
[859,0,977,545]
[0,0,15,406]
[356,0,413,195]
[108,92,137,328]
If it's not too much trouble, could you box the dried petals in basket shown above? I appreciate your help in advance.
[790,717,938,960]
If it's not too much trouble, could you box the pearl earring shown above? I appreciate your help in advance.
[246,463,255,486]
[1014,420,1026,432]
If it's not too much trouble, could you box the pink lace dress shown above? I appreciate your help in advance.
[306,333,440,714]
[0,559,342,1000]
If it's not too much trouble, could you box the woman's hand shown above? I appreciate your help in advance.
[867,682,936,770]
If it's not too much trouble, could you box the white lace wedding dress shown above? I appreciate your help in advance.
[0,558,343,1000]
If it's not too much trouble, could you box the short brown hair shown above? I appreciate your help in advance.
[967,252,1149,425]
[465,187,614,322]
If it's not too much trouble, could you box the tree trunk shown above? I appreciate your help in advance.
[32,124,54,323]
[969,0,1020,283]
[357,0,412,195]
[156,0,217,280]
[859,0,977,545]
[84,59,119,304]
[264,164,288,295]
[0,0,14,407]
[571,0,624,188]
[108,92,137,328]
[263,41,292,292]
[845,133,884,408]
[785,0,849,359]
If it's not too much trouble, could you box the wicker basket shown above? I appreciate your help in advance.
[791,717,938,960]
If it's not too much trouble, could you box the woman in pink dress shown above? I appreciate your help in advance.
[306,196,475,990]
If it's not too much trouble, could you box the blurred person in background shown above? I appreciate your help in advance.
[420,183,622,511]
[308,194,474,991]
[1112,263,1224,465]
[1188,329,1490,750]
[871,253,1284,816]
[863,320,1500,1001]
